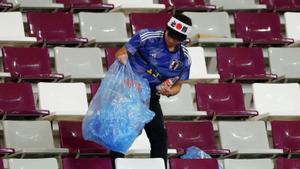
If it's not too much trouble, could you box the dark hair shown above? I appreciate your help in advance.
[166,13,192,41]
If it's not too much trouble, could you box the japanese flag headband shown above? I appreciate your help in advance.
[167,17,192,35]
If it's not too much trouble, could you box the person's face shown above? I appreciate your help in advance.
[165,30,181,48]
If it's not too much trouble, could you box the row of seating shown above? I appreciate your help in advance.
[0,157,299,169]
[1,0,300,12]
[0,82,299,121]
[0,120,299,160]
[1,11,300,47]
[1,46,299,83]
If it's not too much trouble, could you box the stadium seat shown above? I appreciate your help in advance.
[115,158,165,169]
[260,0,300,11]
[58,121,108,156]
[0,83,49,119]
[234,12,294,46]
[37,82,88,121]
[27,12,88,47]
[105,47,118,69]
[218,121,283,157]
[187,47,220,82]
[2,47,64,82]
[78,12,128,45]
[276,158,300,169]
[54,47,105,80]
[268,47,300,81]
[184,12,243,46]
[195,83,258,119]
[210,0,266,10]
[56,0,114,12]
[62,157,113,169]
[284,12,300,47]
[6,0,64,10]
[129,12,172,34]
[252,83,300,120]
[170,159,219,169]
[8,158,59,169]
[160,0,216,12]
[107,0,165,14]
[90,82,100,97]
[216,47,277,82]
[166,121,230,156]
[0,0,12,11]
[0,12,36,47]
[3,120,68,157]
[224,159,274,169]
[126,129,176,156]
[160,83,207,117]
[271,121,300,155]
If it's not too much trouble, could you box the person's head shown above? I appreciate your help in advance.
[165,13,192,47]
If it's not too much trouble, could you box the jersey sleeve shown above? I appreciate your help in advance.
[125,29,147,56]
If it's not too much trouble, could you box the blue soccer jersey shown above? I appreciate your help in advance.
[125,29,191,88]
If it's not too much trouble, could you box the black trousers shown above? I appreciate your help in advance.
[111,92,168,168]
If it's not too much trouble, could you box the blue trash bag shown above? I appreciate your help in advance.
[82,61,155,153]
[181,146,224,169]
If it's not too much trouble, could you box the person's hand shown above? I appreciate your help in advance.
[159,85,173,96]
[117,54,128,64]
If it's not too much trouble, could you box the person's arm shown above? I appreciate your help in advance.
[116,30,145,64]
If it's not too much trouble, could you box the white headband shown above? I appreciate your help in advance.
[167,17,192,35]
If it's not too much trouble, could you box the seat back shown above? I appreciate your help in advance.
[0,12,26,38]
[105,47,118,69]
[218,121,270,150]
[8,158,59,169]
[129,12,172,33]
[57,0,103,5]
[166,121,217,150]
[160,0,206,7]
[234,12,282,41]
[271,121,300,152]
[276,158,300,169]
[37,82,88,116]
[268,47,300,79]
[224,159,274,169]
[63,157,112,169]
[211,0,258,8]
[183,12,232,39]
[170,159,219,169]
[128,129,150,153]
[0,83,35,111]
[3,120,55,149]
[106,0,155,6]
[78,12,127,42]
[7,0,58,5]
[58,121,107,153]
[27,12,77,41]
[160,84,196,116]
[260,0,295,9]
[2,47,52,76]
[187,46,213,80]
[284,12,300,41]
[195,83,246,114]
[252,83,300,115]
[115,158,165,169]
[54,47,105,79]
[90,82,100,97]
[216,47,266,80]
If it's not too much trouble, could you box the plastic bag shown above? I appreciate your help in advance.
[181,146,224,169]
[82,61,155,153]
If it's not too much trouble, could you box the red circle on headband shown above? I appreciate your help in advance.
[176,23,182,30]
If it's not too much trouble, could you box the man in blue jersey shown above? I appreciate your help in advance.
[113,13,192,168]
